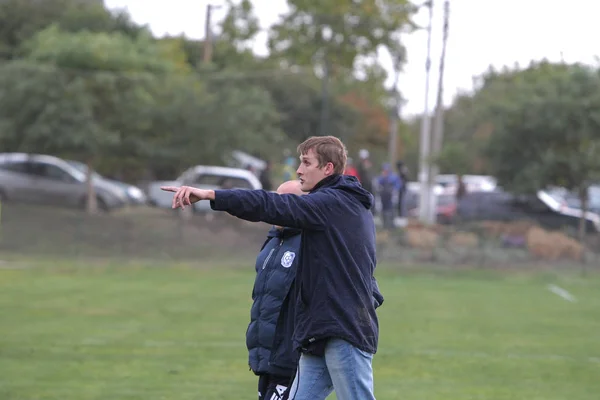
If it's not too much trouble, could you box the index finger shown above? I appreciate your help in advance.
[161,186,179,192]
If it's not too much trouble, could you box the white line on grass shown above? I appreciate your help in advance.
[547,284,577,302]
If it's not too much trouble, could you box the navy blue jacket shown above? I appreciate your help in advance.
[212,174,382,354]
[247,226,302,378]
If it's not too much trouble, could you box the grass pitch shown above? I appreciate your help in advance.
[1,260,599,400]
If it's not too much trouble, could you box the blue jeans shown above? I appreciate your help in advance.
[288,338,375,400]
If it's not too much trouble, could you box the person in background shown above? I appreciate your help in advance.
[343,157,360,180]
[455,175,468,219]
[249,180,304,400]
[356,149,373,194]
[456,174,467,201]
[259,160,274,191]
[246,164,258,176]
[395,161,409,218]
[281,156,297,183]
[377,163,402,230]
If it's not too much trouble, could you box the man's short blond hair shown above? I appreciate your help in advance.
[297,136,347,175]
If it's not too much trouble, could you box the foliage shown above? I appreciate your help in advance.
[0,0,419,191]
[481,61,600,238]
[483,63,600,192]
[150,72,285,173]
[435,142,474,176]
[252,71,359,145]
[218,0,260,49]
[441,95,495,174]
[267,0,416,72]
[0,0,147,60]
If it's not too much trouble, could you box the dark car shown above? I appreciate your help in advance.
[408,193,458,224]
[456,189,600,233]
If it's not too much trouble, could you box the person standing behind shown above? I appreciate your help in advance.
[162,136,382,400]
[395,161,409,217]
[357,149,373,194]
[249,180,304,400]
[377,164,402,230]
[343,158,360,180]
[357,149,374,216]
[259,160,274,192]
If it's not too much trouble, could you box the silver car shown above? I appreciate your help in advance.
[66,159,147,206]
[147,165,262,212]
[0,153,129,211]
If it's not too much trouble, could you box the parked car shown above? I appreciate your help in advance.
[147,165,262,212]
[402,182,446,214]
[546,185,600,215]
[407,193,458,224]
[0,153,129,211]
[65,160,147,206]
[456,189,600,233]
[436,174,497,194]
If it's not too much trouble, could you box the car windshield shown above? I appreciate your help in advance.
[67,160,103,180]
[546,186,600,210]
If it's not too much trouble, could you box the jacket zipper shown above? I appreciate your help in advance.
[262,238,284,269]
[256,238,285,369]
[261,248,275,270]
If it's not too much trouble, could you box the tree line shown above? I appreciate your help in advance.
[2,0,599,238]
[403,61,600,239]
[0,0,416,181]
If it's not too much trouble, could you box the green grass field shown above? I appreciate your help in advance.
[1,260,599,400]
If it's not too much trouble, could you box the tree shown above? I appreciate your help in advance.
[483,61,600,239]
[267,0,416,72]
[0,0,147,60]
[252,71,359,144]
[434,142,473,176]
[336,63,403,157]
[218,0,260,49]
[339,91,389,150]
[172,0,261,71]
[0,25,178,213]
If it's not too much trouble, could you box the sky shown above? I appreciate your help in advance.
[104,0,600,117]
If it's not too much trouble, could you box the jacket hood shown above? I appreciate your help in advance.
[312,174,373,210]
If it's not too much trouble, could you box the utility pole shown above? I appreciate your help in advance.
[388,56,403,167]
[418,0,434,224]
[427,0,450,223]
[319,55,330,137]
[203,4,217,64]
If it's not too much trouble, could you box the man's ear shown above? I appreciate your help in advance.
[324,162,335,176]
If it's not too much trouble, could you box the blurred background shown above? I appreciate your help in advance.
[0,1,599,399]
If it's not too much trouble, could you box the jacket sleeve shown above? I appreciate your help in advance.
[372,276,384,309]
[210,189,329,230]
[395,176,403,191]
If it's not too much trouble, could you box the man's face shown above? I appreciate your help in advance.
[297,149,332,192]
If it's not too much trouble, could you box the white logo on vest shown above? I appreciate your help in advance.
[280,251,295,268]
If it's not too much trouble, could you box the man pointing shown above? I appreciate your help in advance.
[163,136,381,400]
